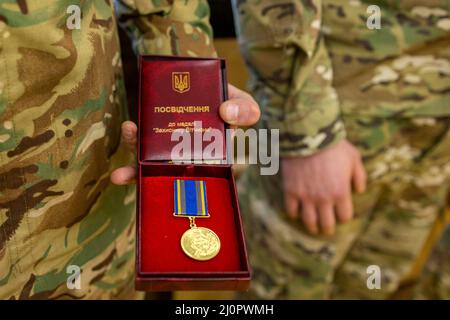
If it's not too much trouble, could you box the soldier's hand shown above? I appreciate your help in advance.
[282,140,367,235]
[111,84,260,185]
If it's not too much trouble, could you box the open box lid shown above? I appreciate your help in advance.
[138,55,228,163]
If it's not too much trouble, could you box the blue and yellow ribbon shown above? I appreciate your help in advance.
[174,179,209,217]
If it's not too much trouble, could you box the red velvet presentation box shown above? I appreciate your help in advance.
[136,55,251,291]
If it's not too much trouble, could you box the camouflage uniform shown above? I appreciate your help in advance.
[233,0,450,299]
[0,0,215,299]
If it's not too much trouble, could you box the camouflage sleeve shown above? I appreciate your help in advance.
[115,0,216,57]
[232,0,346,157]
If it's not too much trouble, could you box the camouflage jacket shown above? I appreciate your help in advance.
[0,0,215,299]
[232,0,450,156]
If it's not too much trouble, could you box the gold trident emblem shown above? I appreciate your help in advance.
[172,72,190,93]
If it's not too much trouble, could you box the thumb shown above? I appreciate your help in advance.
[219,98,260,127]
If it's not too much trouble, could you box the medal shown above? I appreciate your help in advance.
[174,179,221,261]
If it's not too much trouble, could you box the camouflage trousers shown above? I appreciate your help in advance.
[238,115,450,299]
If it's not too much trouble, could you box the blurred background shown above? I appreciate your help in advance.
[118,0,450,300]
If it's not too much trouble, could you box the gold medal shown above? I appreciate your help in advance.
[174,179,220,261]
[180,219,221,261]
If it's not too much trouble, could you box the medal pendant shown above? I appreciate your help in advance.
[174,179,221,261]
[181,226,221,261]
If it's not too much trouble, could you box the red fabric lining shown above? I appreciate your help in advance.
[140,176,241,272]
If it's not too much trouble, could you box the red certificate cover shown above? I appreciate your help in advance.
[139,57,226,161]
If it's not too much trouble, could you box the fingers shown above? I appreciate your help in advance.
[306,191,352,235]
[318,203,336,235]
[284,195,320,235]
[335,195,353,223]
[285,193,299,219]
[121,121,137,151]
[291,198,340,236]
[111,166,137,185]
[352,155,367,193]
[219,85,260,126]
[300,201,318,235]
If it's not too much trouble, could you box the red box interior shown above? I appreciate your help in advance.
[140,171,241,272]
[136,163,250,289]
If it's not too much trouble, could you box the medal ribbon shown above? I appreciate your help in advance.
[174,179,209,217]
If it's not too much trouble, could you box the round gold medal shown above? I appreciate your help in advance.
[180,227,221,261]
